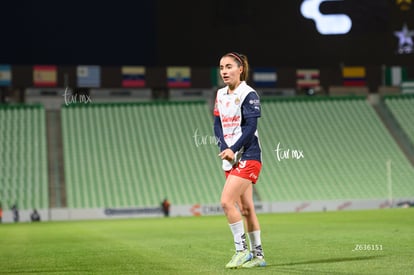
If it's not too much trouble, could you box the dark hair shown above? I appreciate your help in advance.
[223,52,249,81]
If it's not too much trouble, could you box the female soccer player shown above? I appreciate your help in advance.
[213,52,266,269]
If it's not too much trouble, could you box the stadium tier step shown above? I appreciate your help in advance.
[384,95,414,145]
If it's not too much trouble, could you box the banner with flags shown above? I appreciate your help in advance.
[342,66,366,86]
[77,65,101,88]
[33,65,57,87]
[167,66,191,88]
[253,68,277,87]
[385,66,407,86]
[402,81,414,94]
[296,69,320,88]
[122,66,146,87]
[0,65,11,86]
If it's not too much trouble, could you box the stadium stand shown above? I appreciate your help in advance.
[258,96,414,202]
[0,104,49,210]
[4,96,413,211]
[61,101,224,208]
[60,97,414,209]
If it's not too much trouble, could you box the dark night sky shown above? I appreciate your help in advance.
[1,0,413,67]
[1,1,156,65]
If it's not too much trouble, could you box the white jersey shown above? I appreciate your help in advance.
[214,81,260,150]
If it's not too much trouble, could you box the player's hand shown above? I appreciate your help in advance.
[218,148,235,162]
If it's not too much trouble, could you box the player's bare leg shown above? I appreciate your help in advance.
[239,184,266,268]
[221,175,252,268]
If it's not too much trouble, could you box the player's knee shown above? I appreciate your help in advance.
[221,199,231,212]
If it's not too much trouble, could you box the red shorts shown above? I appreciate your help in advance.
[224,160,262,184]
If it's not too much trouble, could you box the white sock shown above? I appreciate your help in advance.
[248,230,264,258]
[229,220,247,251]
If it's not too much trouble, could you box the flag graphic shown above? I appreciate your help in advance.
[342,66,366,86]
[167,66,191,88]
[0,65,11,86]
[77,65,100,88]
[253,68,277,87]
[385,66,407,86]
[296,69,320,88]
[122,66,146,87]
[402,81,414,94]
[33,65,57,87]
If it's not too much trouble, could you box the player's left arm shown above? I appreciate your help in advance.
[229,92,261,153]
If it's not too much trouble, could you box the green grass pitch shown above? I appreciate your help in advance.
[0,208,413,274]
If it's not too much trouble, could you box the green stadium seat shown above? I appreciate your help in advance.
[60,97,414,209]
[258,97,414,201]
[62,102,224,208]
[0,105,48,210]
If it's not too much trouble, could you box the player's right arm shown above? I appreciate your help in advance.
[214,115,227,152]
[213,94,228,152]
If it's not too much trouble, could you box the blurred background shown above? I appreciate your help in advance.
[0,0,414,222]
[1,0,414,101]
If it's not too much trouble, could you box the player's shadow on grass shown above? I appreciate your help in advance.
[274,255,384,267]
[265,255,385,273]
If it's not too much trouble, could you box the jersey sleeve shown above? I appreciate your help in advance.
[229,116,257,153]
[242,92,261,118]
[213,94,220,117]
[214,116,228,151]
